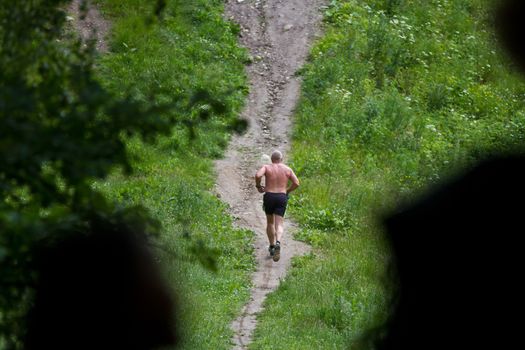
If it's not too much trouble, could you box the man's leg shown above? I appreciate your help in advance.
[272,215,284,262]
[266,214,276,245]
[274,215,284,243]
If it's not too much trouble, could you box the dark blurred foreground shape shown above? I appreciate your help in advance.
[383,155,525,349]
[25,220,178,350]
[495,0,525,73]
[378,1,525,348]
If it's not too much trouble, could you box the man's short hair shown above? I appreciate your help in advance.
[271,150,283,162]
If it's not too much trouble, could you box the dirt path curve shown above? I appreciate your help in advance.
[67,0,110,52]
[214,1,325,348]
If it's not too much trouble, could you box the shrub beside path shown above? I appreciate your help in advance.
[214,1,325,348]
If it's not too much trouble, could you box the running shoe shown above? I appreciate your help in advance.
[273,241,281,262]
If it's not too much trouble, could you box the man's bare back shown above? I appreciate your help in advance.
[256,163,298,194]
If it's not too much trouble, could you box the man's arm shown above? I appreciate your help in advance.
[255,166,266,193]
[286,169,300,195]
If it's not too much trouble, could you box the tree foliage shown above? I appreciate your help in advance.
[0,0,240,347]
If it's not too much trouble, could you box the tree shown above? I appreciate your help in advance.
[0,1,242,347]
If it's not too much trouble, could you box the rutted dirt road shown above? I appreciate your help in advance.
[214,1,325,348]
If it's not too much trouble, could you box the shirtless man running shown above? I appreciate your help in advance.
[255,150,300,262]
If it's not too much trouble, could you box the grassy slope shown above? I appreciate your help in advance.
[93,1,253,349]
[251,0,525,348]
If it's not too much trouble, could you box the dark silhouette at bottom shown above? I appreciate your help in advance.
[381,155,525,349]
[25,219,178,350]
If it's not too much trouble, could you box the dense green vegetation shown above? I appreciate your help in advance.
[94,1,254,349]
[0,0,180,346]
[4,0,524,348]
[251,0,525,348]
[1,0,253,348]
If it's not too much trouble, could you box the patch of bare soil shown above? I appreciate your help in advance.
[214,1,325,348]
[67,0,110,52]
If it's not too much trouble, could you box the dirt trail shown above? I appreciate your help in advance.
[67,0,110,52]
[214,1,325,348]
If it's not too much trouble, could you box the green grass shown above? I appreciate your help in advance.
[250,0,525,348]
[93,1,254,349]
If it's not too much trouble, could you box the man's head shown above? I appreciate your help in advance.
[271,150,283,163]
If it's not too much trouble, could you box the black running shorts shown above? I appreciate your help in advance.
[263,192,288,217]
